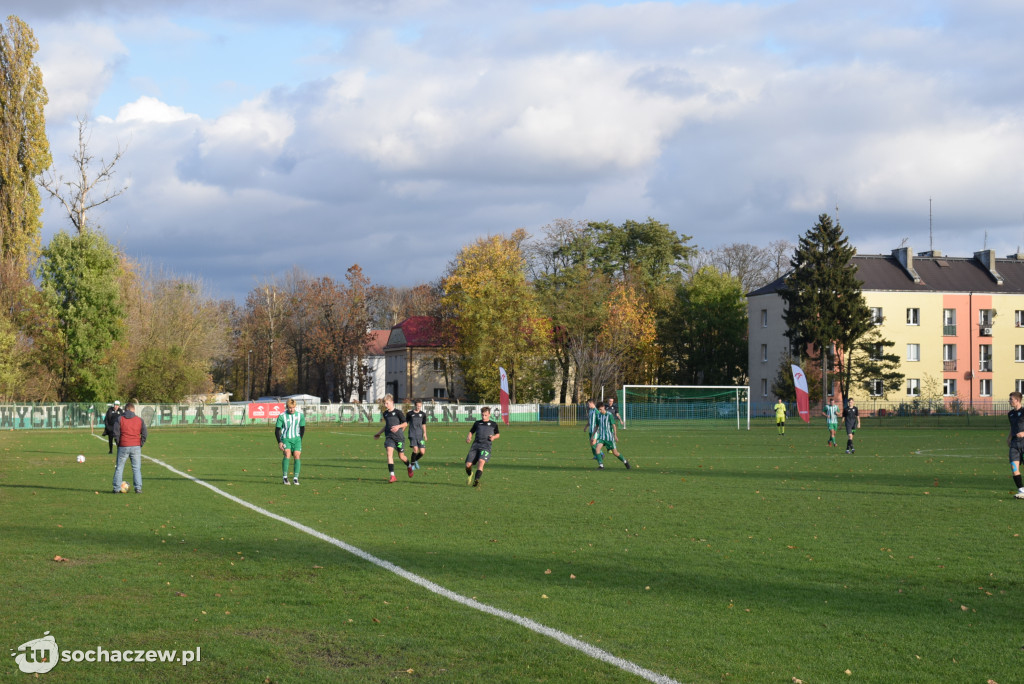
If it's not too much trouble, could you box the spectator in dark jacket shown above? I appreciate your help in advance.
[111,401,147,494]
[102,401,122,454]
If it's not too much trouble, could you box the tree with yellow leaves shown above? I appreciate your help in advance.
[442,230,551,402]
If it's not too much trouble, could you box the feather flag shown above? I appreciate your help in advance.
[498,367,510,425]
[791,364,811,423]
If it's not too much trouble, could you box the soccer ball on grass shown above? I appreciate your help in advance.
[76,454,85,463]
[120,481,130,493]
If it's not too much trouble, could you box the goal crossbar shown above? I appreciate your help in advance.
[621,385,750,430]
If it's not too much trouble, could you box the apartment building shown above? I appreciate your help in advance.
[748,246,1024,408]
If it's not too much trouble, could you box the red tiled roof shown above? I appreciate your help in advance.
[385,316,442,349]
[366,329,390,356]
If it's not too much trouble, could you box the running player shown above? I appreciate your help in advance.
[591,402,629,470]
[407,399,428,470]
[823,397,839,447]
[276,398,306,485]
[585,398,598,462]
[373,394,411,483]
[466,406,500,488]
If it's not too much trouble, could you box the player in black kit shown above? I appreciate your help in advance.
[466,406,500,488]
[1006,392,1024,499]
[374,394,411,483]
[407,399,428,471]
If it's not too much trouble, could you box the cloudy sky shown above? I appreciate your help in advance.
[11,0,1024,300]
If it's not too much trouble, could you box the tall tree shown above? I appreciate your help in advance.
[36,229,124,401]
[0,15,50,274]
[842,327,904,400]
[39,116,127,234]
[442,230,550,402]
[664,266,748,385]
[779,213,872,400]
[690,240,795,293]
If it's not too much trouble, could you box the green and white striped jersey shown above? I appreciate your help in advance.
[592,411,616,442]
[276,409,305,439]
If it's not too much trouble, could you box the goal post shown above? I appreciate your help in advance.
[621,385,750,430]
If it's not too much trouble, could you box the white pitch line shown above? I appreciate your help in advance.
[130,446,682,684]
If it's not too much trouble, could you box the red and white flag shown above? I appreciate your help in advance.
[791,364,810,423]
[498,367,510,425]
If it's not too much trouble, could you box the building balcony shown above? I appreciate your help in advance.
[942,325,956,336]
[978,361,992,372]
[943,360,957,372]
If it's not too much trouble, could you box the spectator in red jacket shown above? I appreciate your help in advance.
[111,400,147,494]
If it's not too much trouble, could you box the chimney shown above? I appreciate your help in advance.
[891,246,922,283]
[974,249,1004,285]
[917,250,942,258]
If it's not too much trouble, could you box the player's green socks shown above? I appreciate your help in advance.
[293,459,301,478]
[282,457,289,478]
[616,453,626,463]
[596,453,604,466]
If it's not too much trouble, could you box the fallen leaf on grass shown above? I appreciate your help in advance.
[544,569,552,574]
[175,592,187,597]
[792,678,805,684]
[570,574,576,580]
[53,555,67,562]
[541,594,548,599]
[372,618,380,623]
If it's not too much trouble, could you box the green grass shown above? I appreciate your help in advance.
[2,421,1022,683]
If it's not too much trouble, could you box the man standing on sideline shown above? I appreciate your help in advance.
[374,394,410,483]
[823,397,839,447]
[773,397,787,435]
[407,399,428,471]
[466,406,500,488]
[102,400,122,455]
[1006,392,1024,499]
[843,398,861,454]
[111,400,146,494]
[276,398,305,485]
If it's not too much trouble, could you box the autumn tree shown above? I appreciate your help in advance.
[240,280,290,397]
[690,240,794,293]
[0,15,50,274]
[36,229,124,401]
[443,230,551,403]
[580,280,658,394]
[771,353,823,405]
[779,214,873,400]
[842,327,904,400]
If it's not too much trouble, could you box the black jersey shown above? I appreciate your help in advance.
[407,410,427,437]
[469,419,499,447]
[383,408,406,434]
[1009,407,1024,443]
[842,405,859,428]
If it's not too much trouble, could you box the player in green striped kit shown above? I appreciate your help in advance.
[822,397,839,447]
[276,399,306,485]
[590,402,629,470]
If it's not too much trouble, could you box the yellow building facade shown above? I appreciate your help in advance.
[748,247,1024,411]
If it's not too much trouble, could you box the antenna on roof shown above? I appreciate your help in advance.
[928,197,933,253]
[984,230,988,250]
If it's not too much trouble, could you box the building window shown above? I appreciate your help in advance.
[907,343,920,362]
[761,379,768,397]
[906,378,920,396]
[979,379,992,397]
[868,380,883,396]
[943,344,957,372]
[943,378,957,396]
[433,358,446,372]
[433,387,447,399]
[1017,380,1024,394]
[760,344,768,362]
[870,307,883,325]
[943,308,956,336]
[979,344,993,372]
[869,343,883,361]
[979,309,995,326]
[906,308,920,325]
[760,309,768,327]
[1017,345,1024,363]
[1016,310,1024,327]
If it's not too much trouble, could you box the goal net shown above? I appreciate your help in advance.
[621,385,750,430]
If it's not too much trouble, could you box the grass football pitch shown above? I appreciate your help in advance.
[2,421,1022,683]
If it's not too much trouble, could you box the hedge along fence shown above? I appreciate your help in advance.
[0,402,542,430]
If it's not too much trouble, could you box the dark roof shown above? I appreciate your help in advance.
[384,316,443,349]
[748,254,1024,297]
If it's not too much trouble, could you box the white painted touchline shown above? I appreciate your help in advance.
[135,446,682,684]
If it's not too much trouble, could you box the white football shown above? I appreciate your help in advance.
[76,454,85,463]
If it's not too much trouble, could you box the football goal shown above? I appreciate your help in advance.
[621,385,750,430]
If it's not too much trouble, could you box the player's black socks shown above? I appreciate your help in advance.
[846,440,853,450]
[1014,474,1023,489]
[466,466,472,476]
[475,471,482,483]
[388,464,395,474]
